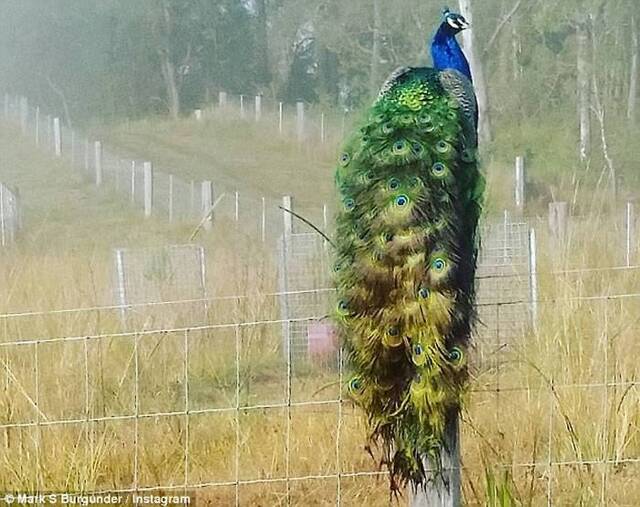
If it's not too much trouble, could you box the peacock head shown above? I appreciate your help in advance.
[441,7,470,34]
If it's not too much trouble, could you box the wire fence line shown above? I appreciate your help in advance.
[1,291,640,504]
[1,93,329,245]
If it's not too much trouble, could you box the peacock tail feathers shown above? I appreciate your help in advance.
[332,66,484,491]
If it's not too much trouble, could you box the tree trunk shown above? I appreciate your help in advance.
[160,55,180,119]
[255,0,271,89]
[577,20,591,162]
[458,0,492,144]
[370,0,381,97]
[628,16,638,124]
[157,1,180,119]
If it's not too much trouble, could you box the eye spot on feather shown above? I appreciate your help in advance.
[337,299,351,317]
[388,326,399,336]
[387,178,400,191]
[449,347,463,363]
[417,113,432,125]
[339,153,351,166]
[432,257,447,272]
[418,287,430,299]
[431,162,447,178]
[400,113,413,124]
[448,347,465,370]
[344,198,355,212]
[447,111,457,121]
[382,122,394,134]
[412,343,427,366]
[394,194,409,207]
[436,140,451,154]
[348,376,364,396]
[392,139,410,155]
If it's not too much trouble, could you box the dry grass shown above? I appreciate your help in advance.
[1,116,640,506]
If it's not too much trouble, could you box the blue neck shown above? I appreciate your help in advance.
[431,24,472,81]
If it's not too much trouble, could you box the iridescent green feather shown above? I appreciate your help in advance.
[332,68,484,490]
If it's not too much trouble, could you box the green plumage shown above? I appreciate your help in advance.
[332,68,484,490]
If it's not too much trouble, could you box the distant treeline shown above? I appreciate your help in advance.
[0,1,638,169]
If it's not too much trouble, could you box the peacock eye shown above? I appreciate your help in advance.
[339,153,351,166]
[388,326,399,337]
[418,287,430,299]
[387,178,400,190]
[432,257,446,272]
[436,140,451,153]
[432,162,447,177]
[382,122,394,134]
[333,262,342,272]
[349,377,363,393]
[394,194,409,207]
[400,113,413,124]
[412,142,425,156]
[337,300,349,312]
[447,111,457,121]
[413,344,423,356]
[449,347,463,364]
[392,139,408,154]
[344,198,355,211]
[417,113,432,125]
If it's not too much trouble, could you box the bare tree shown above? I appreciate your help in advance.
[458,0,492,144]
[370,0,382,97]
[577,19,591,162]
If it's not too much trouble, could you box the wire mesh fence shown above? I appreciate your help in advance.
[1,287,639,505]
[1,94,331,247]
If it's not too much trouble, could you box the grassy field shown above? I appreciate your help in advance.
[1,113,640,506]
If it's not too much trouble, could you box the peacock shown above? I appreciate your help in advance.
[332,8,484,491]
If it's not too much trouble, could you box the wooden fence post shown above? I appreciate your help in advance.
[218,91,227,108]
[296,101,305,141]
[70,130,75,166]
[130,161,136,203]
[320,112,326,143]
[282,195,293,237]
[625,201,635,267]
[53,118,62,157]
[240,95,245,118]
[194,109,203,121]
[262,196,266,242]
[411,417,461,506]
[255,95,262,122]
[35,106,40,146]
[235,191,239,222]
[278,102,283,135]
[201,181,213,230]
[515,156,525,212]
[548,201,568,244]
[528,228,538,331]
[94,141,103,186]
[0,183,5,247]
[19,97,28,134]
[169,174,174,222]
[143,162,153,217]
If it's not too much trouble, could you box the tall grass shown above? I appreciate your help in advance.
[0,116,639,505]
